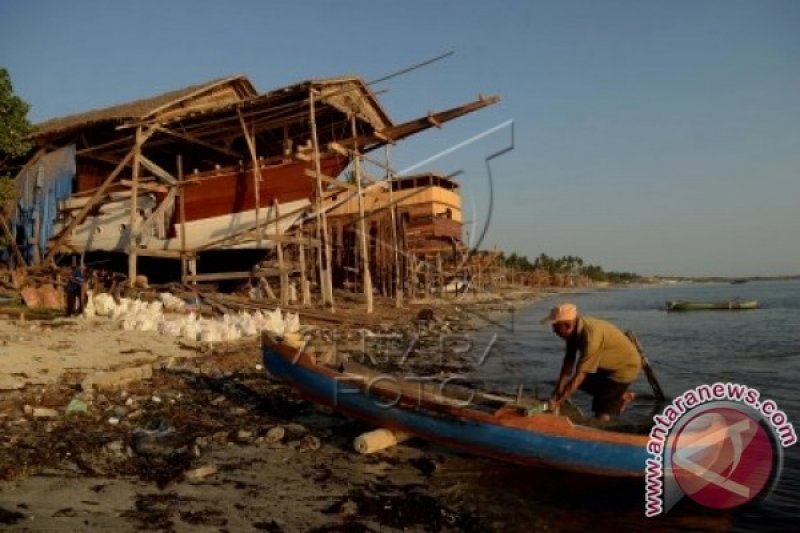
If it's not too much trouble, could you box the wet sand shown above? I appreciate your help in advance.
[0,289,549,531]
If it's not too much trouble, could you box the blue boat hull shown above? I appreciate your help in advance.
[263,342,649,477]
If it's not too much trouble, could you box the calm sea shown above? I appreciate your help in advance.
[445,279,800,532]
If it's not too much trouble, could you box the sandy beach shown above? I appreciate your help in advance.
[0,289,548,531]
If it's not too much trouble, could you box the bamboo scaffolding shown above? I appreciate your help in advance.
[298,228,311,305]
[352,115,373,313]
[274,199,289,306]
[309,89,334,309]
[178,155,188,282]
[238,108,263,248]
[45,126,157,264]
[385,145,403,307]
[128,126,143,285]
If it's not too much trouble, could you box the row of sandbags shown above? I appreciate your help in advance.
[85,291,300,342]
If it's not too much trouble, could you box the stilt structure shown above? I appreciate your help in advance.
[7,74,497,306]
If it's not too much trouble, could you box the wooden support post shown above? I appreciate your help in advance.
[178,155,188,283]
[128,126,143,286]
[239,109,262,247]
[424,258,432,296]
[0,212,26,267]
[408,253,416,300]
[351,115,373,313]
[384,146,402,308]
[309,89,334,309]
[298,231,311,305]
[436,253,444,297]
[273,199,289,307]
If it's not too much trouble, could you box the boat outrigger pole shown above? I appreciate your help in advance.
[625,330,666,403]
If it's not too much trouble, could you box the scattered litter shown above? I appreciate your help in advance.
[65,398,88,415]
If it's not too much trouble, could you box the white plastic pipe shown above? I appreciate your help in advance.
[353,429,412,454]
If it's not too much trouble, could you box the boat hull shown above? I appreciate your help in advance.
[58,156,347,252]
[666,300,759,311]
[262,338,650,477]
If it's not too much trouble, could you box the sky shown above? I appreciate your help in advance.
[1,0,798,277]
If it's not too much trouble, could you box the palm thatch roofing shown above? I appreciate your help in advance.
[35,75,258,140]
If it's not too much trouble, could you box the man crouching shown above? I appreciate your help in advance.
[542,303,640,421]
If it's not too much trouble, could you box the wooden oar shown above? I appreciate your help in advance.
[625,330,666,403]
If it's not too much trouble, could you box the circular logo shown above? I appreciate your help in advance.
[670,407,776,509]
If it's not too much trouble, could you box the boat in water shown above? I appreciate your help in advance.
[262,333,653,477]
[666,299,759,311]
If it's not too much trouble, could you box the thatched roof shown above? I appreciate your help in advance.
[35,75,257,139]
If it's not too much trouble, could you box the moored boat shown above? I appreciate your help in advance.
[666,299,759,311]
[262,333,653,477]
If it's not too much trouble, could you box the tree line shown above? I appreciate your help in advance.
[499,251,643,284]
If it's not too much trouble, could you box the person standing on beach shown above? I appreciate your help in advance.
[65,264,87,316]
[542,303,641,421]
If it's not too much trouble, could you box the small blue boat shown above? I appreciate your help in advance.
[262,334,651,477]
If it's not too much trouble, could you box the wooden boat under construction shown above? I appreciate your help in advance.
[666,299,759,311]
[262,333,653,477]
[54,155,348,252]
[13,75,498,267]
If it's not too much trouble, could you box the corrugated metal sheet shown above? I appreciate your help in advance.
[14,146,76,263]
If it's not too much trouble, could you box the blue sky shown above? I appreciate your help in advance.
[1,0,798,277]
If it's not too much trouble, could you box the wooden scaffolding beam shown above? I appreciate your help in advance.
[310,89,335,309]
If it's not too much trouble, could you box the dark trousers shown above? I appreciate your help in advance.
[579,372,631,415]
[66,289,83,316]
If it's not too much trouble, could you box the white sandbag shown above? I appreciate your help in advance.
[158,320,182,337]
[284,312,300,334]
[135,316,157,332]
[199,327,220,343]
[181,322,200,341]
[94,293,117,317]
[262,308,284,335]
[159,292,186,312]
[83,290,96,318]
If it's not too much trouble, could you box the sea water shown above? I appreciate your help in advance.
[447,279,800,531]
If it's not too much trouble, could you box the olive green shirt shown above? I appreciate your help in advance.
[566,316,642,383]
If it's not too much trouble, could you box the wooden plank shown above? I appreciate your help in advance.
[128,126,143,285]
[336,95,500,150]
[139,154,177,185]
[303,169,357,193]
[352,115,373,314]
[132,248,185,259]
[186,271,253,282]
[238,109,262,246]
[310,90,334,309]
[119,180,168,193]
[298,231,311,305]
[274,199,289,306]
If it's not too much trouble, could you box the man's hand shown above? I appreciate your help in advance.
[548,397,562,415]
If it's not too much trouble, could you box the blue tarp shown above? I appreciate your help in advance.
[13,145,76,264]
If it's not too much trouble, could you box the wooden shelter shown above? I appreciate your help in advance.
[10,73,498,308]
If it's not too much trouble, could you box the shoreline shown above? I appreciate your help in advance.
[0,285,566,531]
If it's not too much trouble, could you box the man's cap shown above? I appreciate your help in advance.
[540,303,578,325]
